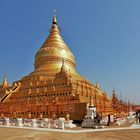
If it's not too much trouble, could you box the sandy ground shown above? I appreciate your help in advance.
[0,128,140,140]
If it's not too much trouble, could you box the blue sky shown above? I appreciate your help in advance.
[0,0,140,104]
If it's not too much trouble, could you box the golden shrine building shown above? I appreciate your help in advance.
[0,14,129,121]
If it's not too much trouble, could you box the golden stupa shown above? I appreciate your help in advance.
[0,13,115,120]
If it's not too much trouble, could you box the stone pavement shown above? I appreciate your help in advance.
[0,123,140,133]
[130,123,140,128]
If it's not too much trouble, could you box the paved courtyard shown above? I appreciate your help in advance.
[0,126,140,140]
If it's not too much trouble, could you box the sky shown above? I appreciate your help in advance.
[0,0,140,104]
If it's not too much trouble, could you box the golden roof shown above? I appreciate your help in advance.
[34,12,76,75]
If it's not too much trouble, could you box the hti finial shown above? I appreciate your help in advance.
[113,88,115,93]
[2,75,9,88]
[4,75,7,81]
[53,10,57,24]
[60,59,67,73]
[53,10,56,16]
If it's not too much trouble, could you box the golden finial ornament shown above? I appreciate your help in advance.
[60,59,67,73]
[52,113,56,120]
[39,113,43,119]
[2,75,9,88]
[53,10,57,24]
[28,112,31,119]
[1,112,4,118]
[66,112,70,121]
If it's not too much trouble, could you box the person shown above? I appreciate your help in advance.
[135,112,138,123]
[97,114,100,123]
[138,112,140,123]
[107,114,110,126]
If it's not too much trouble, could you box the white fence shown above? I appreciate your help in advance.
[0,117,76,129]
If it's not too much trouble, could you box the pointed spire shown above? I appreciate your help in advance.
[112,88,116,96]
[60,59,67,73]
[2,75,9,88]
[96,81,100,88]
[52,10,57,25]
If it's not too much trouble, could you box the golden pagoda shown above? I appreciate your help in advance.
[0,13,114,120]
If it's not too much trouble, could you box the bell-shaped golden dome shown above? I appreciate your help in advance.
[34,13,76,74]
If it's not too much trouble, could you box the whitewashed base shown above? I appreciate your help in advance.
[65,120,76,128]
[0,117,76,129]
[17,118,23,127]
[5,118,10,126]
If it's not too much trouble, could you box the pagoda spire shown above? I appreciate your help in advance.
[2,75,9,88]
[52,10,57,25]
[60,59,67,73]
